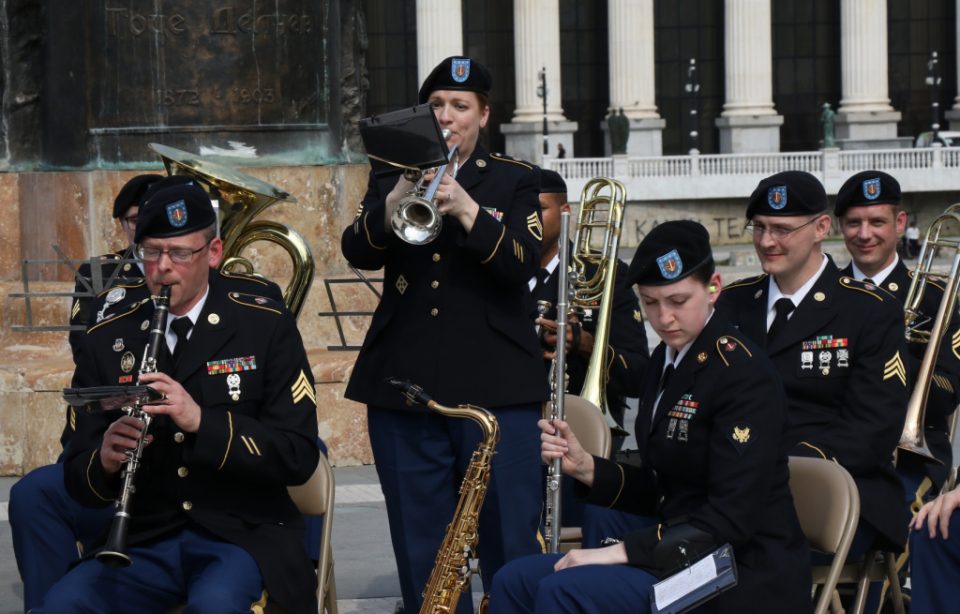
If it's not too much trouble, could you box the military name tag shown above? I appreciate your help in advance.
[207,356,257,375]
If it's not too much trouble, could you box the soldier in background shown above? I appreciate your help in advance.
[717,170,910,558]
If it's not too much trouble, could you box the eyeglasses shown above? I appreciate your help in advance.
[136,240,210,263]
[745,216,820,240]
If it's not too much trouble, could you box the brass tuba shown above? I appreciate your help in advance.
[569,177,629,435]
[148,143,315,318]
[899,204,960,462]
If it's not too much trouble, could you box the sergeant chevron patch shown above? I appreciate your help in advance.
[292,370,316,405]
[883,351,907,386]
[952,328,960,360]
[527,212,543,241]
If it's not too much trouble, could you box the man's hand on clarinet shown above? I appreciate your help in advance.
[100,416,152,474]
[139,372,202,433]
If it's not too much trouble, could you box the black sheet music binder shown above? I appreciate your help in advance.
[650,543,738,614]
[62,385,163,411]
[358,103,449,175]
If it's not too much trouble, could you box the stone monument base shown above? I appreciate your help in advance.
[501,120,578,166]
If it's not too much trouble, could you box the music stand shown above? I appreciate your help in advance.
[62,385,163,411]
[359,103,449,175]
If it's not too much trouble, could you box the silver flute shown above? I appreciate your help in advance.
[543,210,571,553]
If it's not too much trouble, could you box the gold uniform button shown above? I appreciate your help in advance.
[431,280,439,289]
[177,466,189,478]
[432,253,441,262]
[182,501,193,511]
[430,308,439,317]
[174,432,185,443]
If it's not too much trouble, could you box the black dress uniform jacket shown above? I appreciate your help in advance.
[718,259,911,550]
[841,259,960,490]
[64,274,319,613]
[60,270,284,452]
[530,256,650,427]
[342,144,549,408]
[580,315,811,613]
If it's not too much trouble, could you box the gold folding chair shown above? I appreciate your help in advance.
[288,453,339,614]
[788,456,860,614]
[558,394,613,553]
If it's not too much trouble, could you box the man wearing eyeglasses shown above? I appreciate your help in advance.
[11,174,293,613]
[34,183,321,614]
[717,170,911,559]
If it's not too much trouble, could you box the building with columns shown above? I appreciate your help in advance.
[362,0,957,162]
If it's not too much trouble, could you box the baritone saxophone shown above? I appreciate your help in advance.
[388,378,500,614]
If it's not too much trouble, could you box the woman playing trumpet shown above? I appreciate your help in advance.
[341,56,548,612]
[489,221,811,613]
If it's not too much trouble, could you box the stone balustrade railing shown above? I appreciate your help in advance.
[547,146,960,201]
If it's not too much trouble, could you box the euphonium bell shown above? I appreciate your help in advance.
[391,135,459,245]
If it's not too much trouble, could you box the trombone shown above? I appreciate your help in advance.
[899,204,960,462]
[569,177,629,436]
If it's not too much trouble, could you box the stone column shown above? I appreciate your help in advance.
[714,0,783,153]
[946,0,960,129]
[605,0,665,155]
[416,0,464,85]
[502,0,577,164]
[835,0,906,147]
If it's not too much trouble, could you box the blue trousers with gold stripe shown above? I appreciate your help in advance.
[36,526,263,614]
[368,402,543,613]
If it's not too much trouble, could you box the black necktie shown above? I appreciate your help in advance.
[535,268,551,288]
[658,363,675,394]
[767,298,795,343]
[170,317,193,363]
[863,277,874,285]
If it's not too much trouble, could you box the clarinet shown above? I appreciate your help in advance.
[543,211,571,553]
[97,285,171,567]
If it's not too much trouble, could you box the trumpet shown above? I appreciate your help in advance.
[97,285,172,566]
[899,206,960,463]
[391,130,460,245]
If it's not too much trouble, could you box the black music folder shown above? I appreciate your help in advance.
[359,103,449,175]
[650,543,738,614]
[63,385,163,411]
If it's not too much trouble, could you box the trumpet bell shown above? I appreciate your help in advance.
[391,195,442,245]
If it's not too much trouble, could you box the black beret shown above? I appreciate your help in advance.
[834,170,902,217]
[540,169,567,194]
[746,171,827,218]
[135,184,216,243]
[418,56,492,104]
[626,220,713,286]
[112,174,164,219]
[140,174,201,207]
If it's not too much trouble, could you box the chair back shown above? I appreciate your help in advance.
[288,453,338,613]
[289,453,333,516]
[563,394,612,458]
[788,456,860,614]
